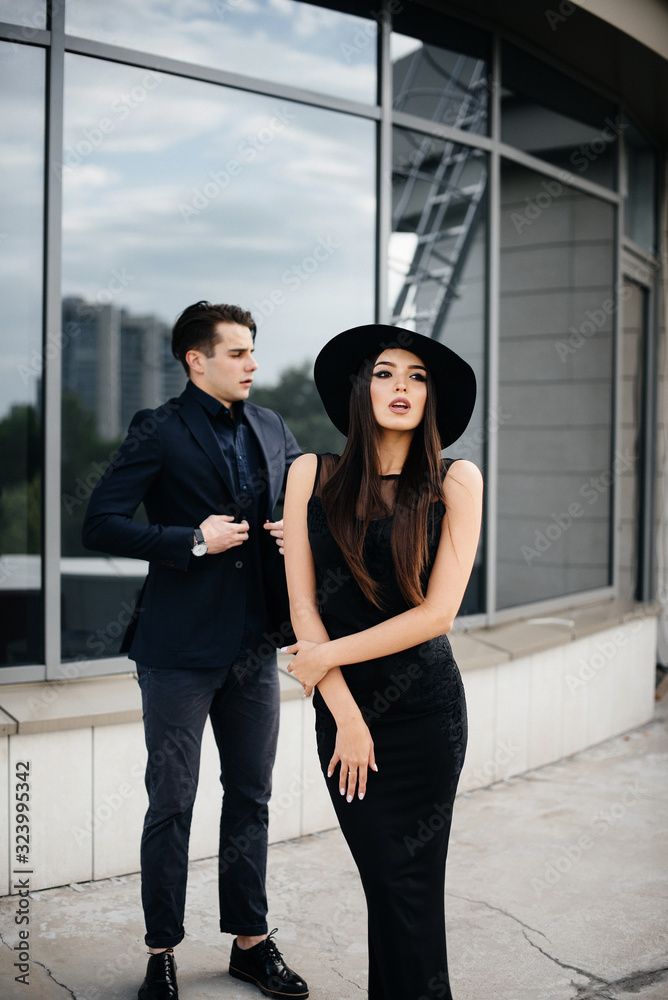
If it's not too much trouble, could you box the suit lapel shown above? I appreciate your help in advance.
[178,390,237,502]
[244,404,280,513]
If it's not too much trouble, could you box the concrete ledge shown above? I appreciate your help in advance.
[456,598,659,664]
[0,663,303,734]
[0,602,657,894]
[448,630,511,669]
[0,674,143,734]
[0,599,657,733]
[0,707,17,736]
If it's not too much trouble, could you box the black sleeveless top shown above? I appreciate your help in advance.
[307,454,461,719]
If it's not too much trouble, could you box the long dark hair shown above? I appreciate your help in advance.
[321,352,445,608]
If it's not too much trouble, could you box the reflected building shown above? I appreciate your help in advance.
[62,297,184,440]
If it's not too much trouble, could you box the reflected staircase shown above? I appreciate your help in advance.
[391,50,489,337]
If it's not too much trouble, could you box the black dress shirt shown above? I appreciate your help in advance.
[186,380,269,654]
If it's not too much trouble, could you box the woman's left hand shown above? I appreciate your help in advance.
[281,639,330,695]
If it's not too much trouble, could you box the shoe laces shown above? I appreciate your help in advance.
[261,929,284,968]
[152,950,176,984]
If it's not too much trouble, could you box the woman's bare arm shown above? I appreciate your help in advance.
[283,454,377,800]
[285,460,483,690]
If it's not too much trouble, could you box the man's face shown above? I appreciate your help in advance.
[189,322,258,409]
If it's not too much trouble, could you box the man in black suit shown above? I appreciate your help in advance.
[83,301,307,1000]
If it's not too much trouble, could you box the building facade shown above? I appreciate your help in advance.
[0,0,666,890]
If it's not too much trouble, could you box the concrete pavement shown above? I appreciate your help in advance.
[1,698,666,1000]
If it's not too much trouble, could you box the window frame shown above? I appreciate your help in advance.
[0,0,659,679]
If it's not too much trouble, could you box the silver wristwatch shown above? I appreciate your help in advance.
[191,527,208,557]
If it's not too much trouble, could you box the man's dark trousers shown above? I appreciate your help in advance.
[82,385,301,947]
[137,651,279,949]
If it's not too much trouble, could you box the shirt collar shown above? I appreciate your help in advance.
[186,378,244,422]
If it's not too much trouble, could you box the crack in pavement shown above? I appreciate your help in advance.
[521,930,611,991]
[573,964,668,999]
[331,967,365,991]
[520,931,668,999]
[0,929,15,955]
[24,958,77,999]
[1,925,77,998]
[447,892,548,939]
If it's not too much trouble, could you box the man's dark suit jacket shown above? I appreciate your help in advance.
[82,385,301,669]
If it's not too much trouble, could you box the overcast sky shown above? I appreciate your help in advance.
[1,0,379,419]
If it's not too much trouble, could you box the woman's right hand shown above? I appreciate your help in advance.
[328,716,378,802]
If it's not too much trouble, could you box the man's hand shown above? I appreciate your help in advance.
[198,514,249,554]
[264,518,284,555]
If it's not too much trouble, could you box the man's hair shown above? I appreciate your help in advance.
[171,301,257,375]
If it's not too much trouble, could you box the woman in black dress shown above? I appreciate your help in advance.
[282,325,482,1000]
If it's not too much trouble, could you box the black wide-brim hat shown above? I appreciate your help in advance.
[314,324,477,448]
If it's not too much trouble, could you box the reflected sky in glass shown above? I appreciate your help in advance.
[61,54,376,388]
[0,0,45,30]
[0,41,45,416]
[66,0,377,105]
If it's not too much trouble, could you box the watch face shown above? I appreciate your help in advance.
[192,542,208,556]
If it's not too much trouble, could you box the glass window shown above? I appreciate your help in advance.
[501,43,619,189]
[60,53,375,662]
[65,0,377,105]
[623,120,657,254]
[0,41,45,667]
[0,0,45,30]
[497,161,615,609]
[390,127,487,613]
[391,8,489,134]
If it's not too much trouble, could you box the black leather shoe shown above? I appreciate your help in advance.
[229,929,309,998]
[138,949,178,1000]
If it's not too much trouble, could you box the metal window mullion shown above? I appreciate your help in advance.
[63,33,381,122]
[637,285,653,600]
[0,21,50,44]
[391,108,494,153]
[43,1,65,679]
[498,142,621,205]
[638,196,663,601]
[376,4,392,323]
[609,155,625,599]
[638,155,665,602]
[490,585,615,625]
[484,33,501,624]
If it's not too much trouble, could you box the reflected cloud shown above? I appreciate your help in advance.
[0,41,44,412]
[61,54,376,386]
[66,0,376,104]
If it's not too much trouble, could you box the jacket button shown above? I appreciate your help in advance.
[235,560,243,569]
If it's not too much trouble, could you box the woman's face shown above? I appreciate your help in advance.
[369,348,428,432]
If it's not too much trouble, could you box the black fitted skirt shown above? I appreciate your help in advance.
[315,690,467,1000]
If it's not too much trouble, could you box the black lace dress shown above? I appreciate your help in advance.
[307,454,467,1000]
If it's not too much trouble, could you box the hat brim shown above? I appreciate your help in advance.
[313,325,476,448]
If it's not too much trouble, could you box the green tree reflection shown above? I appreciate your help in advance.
[251,362,344,456]
[0,404,41,554]
[0,365,342,557]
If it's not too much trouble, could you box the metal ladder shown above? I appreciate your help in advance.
[390,49,489,337]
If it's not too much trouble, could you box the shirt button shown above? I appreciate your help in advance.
[235,560,243,569]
